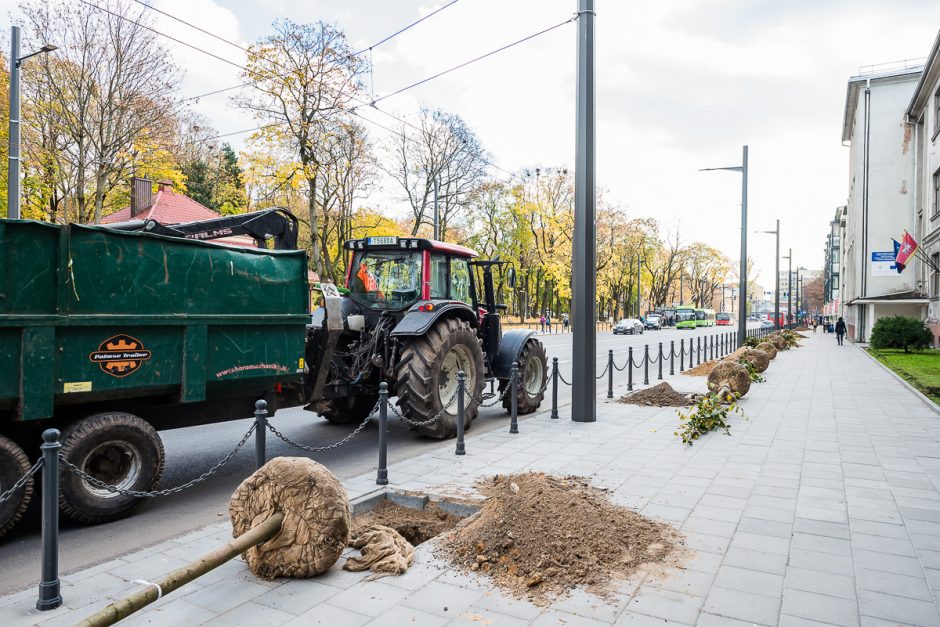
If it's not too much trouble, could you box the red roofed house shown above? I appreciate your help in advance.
[101,177,254,247]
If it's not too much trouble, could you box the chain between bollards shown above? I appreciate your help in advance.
[669,340,675,375]
[627,347,634,391]
[550,357,559,419]
[657,343,664,380]
[643,345,650,385]
[607,350,614,399]
[509,362,519,434]
[456,372,466,455]
[37,429,62,611]
[254,400,267,470]
[377,383,389,485]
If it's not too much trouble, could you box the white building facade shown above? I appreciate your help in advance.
[907,30,940,345]
[840,65,928,342]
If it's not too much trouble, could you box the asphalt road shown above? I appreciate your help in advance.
[0,322,754,594]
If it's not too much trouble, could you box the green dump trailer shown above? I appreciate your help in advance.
[0,219,309,535]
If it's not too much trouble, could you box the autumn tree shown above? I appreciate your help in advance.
[237,19,366,274]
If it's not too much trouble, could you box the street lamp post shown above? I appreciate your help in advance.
[7,26,56,219]
[756,219,781,330]
[700,145,748,347]
[781,249,792,327]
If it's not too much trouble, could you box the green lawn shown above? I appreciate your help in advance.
[869,349,940,405]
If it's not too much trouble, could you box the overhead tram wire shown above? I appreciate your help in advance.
[81,0,544,183]
[352,0,461,55]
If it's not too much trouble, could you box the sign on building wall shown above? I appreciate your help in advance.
[871,251,898,276]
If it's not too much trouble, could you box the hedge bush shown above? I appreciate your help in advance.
[869,316,934,352]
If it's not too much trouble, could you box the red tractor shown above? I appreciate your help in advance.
[305,236,548,438]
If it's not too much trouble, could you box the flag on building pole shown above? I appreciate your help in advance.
[894,231,918,273]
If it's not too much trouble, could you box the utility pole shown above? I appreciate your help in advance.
[700,145,748,347]
[679,274,684,306]
[636,254,642,317]
[432,177,440,240]
[571,0,595,423]
[6,27,55,219]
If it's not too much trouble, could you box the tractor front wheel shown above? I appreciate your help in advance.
[501,339,548,415]
[395,318,485,439]
[316,394,379,425]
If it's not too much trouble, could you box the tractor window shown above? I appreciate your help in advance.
[450,258,473,305]
[430,254,448,299]
[349,251,422,310]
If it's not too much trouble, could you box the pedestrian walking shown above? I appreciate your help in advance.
[563,314,570,333]
[834,317,847,345]
[813,318,819,333]
[539,315,546,333]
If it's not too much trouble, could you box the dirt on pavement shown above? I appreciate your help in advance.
[619,382,692,407]
[443,472,680,604]
[353,500,460,546]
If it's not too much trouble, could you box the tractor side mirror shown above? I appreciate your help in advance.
[507,267,517,289]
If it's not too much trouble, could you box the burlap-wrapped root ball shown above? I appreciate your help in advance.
[770,334,787,350]
[230,457,350,580]
[756,342,777,359]
[742,349,770,373]
[707,361,751,398]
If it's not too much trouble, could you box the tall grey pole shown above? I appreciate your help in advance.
[8,26,21,220]
[432,177,440,240]
[787,248,792,326]
[571,0,595,423]
[636,254,641,317]
[737,145,748,347]
[774,219,780,330]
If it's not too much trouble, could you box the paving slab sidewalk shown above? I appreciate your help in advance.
[5,332,940,626]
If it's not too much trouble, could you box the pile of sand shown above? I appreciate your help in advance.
[443,473,679,604]
[682,360,718,376]
[619,382,692,407]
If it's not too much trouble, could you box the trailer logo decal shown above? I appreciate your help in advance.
[90,335,152,377]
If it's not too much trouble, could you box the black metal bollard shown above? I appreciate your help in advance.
[37,429,62,611]
[456,372,466,455]
[607,350,614,399]
[643,345,650,385]
[657,343,663,380]
[670,340,675,375]
[709,335,714,361]
[377,383,389,484]
[509,362,519,434]
[550,357,559,420]
[627,347,634,390]
[254,399,267,470]
[679,338,685,372]
[697,337,701,365]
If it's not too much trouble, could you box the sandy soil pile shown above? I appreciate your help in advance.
[353,500,460,546]
[619,382,692,407]
[443,473,678,603]
[682,360,718,376]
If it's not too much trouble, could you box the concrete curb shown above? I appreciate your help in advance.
[856,343,940,416]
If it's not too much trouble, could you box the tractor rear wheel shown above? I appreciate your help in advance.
[0,435,34,539]
[395,318,485,439]
[501,339,548,414]
[316,394,379,425]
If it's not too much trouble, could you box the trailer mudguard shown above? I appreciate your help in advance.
[389,301,477,336]
[492,329,537,379]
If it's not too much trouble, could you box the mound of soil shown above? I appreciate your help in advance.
[444,473,678,604]
[682,360,718,376]
[619,382,692,407]
[353,500,460,546]
[794,326,810,332]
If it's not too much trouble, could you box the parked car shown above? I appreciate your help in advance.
[613,318,644,335]
[760,319,775,329]
[716,312,732,326]
[644,315,662,330]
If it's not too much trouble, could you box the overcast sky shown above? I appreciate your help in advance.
[11,0,940,289]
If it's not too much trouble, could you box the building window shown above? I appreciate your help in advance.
[933,253,940,299]
[934,168,940,218]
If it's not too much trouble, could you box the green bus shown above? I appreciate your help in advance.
[675,305,697,329]
[695,308,716,327]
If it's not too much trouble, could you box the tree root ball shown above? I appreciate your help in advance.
[770,335,787,350]
[707,361,751,397]
[229,457,350,580]
[743,349,770,373]
[756,342,777,359]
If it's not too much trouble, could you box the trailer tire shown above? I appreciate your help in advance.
[59,413,164,525]
[0,435,34,539]
[316,394,379,425]
[395,318,485,439]
[500,339,548,415]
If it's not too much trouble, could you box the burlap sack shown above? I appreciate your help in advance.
[742,349,770,373]
[756,342,777,359]
[707,361,751,398]
[343,524,414,580]
[230,457,350,579]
